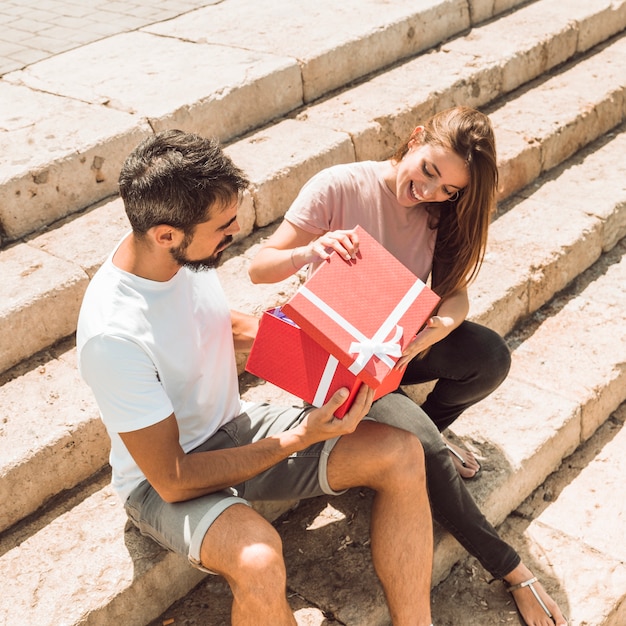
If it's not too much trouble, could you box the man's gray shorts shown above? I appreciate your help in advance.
[124,402,343,572]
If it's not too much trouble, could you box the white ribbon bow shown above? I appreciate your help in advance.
[348,325,403,370]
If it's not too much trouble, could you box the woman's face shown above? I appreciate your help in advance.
[394,138,469,207]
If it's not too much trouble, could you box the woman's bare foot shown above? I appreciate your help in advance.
[442,435,480,478]
[503,562,568,625]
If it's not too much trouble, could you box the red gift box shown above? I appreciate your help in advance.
[246,307,402,418]
[281,225,440,390]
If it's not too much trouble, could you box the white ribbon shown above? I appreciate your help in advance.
[349,325,403,371]
[298,278,425,376]
[312,355,340,407]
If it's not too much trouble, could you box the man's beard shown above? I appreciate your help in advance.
[170,234,233,272]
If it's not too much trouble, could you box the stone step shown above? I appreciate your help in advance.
[3,0,624,247]
[0,0,530,247]
[0,340,105,533]
[3,227,620,626]
[430,402,626,626]
[3,7,626,376]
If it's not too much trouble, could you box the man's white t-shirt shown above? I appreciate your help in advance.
[76,237,246,503]
[284,160,437,282]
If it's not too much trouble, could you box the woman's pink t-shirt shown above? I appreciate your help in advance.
[285,161,437,282]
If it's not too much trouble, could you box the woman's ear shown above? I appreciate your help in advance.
[408,125,425,146]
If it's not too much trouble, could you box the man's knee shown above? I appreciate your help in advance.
[237,532,286,587]
[201,505,287,585]
[375,425,426,481]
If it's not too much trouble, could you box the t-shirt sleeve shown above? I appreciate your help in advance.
[79,334,174,434]
[284,167,349,234]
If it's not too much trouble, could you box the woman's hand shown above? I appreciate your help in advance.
[394,315,455,370]
[394,288,470,370]
[296,228,360,266]
[248,222,359,284]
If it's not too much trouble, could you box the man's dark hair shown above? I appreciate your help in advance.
[118,129,249,235]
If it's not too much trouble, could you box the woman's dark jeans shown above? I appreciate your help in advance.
[366,320,519,578]
[368,391,520,579]
[401,320,512,432]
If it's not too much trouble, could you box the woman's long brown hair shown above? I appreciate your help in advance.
[392,106,498,301]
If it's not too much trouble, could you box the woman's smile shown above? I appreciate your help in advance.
[397,141,468,207]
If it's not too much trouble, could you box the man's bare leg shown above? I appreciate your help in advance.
[200,503,296,626]
[328,420,434,626]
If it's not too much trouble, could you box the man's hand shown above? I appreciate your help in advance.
[298,383,374,444]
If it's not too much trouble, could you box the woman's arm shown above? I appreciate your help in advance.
[248,221,359,284]
[395,287,469,369]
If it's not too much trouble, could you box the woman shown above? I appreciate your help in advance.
[249,105,509,478]
[248,107,567,625]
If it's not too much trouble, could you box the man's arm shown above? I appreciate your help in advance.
[119,384,374,503]
[231,309,259,352]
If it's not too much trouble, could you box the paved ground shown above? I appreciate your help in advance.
[0,0,220,75]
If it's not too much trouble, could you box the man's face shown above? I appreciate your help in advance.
[169,198,240,271]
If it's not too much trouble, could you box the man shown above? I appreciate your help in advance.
[76,130,434,625]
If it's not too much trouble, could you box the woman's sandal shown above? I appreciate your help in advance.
[443,440,481,479]
[505,576,555,625]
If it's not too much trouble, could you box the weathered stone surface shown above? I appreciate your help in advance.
[31,198,130,279]
[433,515,626,625]
[298,3,626,172]
[0,343,105,532]
[443,0,580,94]
[494,127,544,201]
[0,243,88,373]
[470,123,626,335]
[218,229,304,317]
[144,0,470,104]
[452,379,582,525]
[506,244,626,441]
[560,130,626,254]
[468,253,530,336]
[0,485,204,626]
[493,197,603,313]
[5,32,304,146]
[0,82,149,243]
[432,405,626,626]
[574,0,626,52]
[491,38,626,177]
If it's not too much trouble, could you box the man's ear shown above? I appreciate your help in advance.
[152,224,183,248]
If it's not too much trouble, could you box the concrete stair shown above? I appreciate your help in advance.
[1,0,625,624]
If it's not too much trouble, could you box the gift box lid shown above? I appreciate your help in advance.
[281,225,440,389]
[245,307,402,418]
